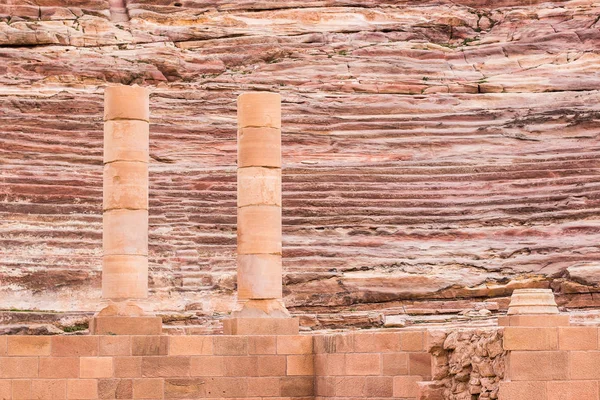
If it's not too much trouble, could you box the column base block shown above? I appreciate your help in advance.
[498,314,570,327]
[223,317,299,335]
[90,316,162,335]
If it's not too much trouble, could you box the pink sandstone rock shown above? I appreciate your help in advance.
[0,0,599,331]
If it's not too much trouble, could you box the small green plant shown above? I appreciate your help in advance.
[422,77,429,81]
[62,324,88,333]
[338,50,348,56]
[462,37,478,46]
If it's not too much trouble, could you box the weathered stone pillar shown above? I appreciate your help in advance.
[90,85,162,335]
[223,92,299,335]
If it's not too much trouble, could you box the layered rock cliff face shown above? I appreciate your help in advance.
[1,0,599,332]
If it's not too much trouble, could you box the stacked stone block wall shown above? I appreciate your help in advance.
[3,327,600,399]
[500,325,600,400]
[314,330,432,399]
[0,330,433,399]
[0,334,314,399]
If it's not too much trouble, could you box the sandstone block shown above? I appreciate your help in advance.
[12,380,31,400]
[417,381,445,400]
[247,377,281,396]
[353,332,375,352]
[313,353,326,375]
[277,335,313,354]
[90,316,162,335]
[39,357,79,379]
[31,379,66,400]
[80,357,114,378]
[0,337,6,356]
[238,92,281,129]
[558,326,598,350]
[498,381,547,400]
[315,376,335,396]
[223,317,299,335]
[248,336,277,354]
[546,380,598,400]
[100,336,131,356]
[393,375,422,398]
[503,327,558,350]
[103,161,148,211]
[7,336,51,356]
[237,254,282,300]
[355,331,402,352]
[345,353,381,375]
[332,333,354,353]
[213,336,248,355]
[401,331,425,351]
[102,255,148,300]
[287,354,314,375]
[373,332,402,352]
[0,381,9,400]
[103,209,148,256]
[279,376,314,397]
[190,356,224,376]
[365,376,393,397]
[237,205,281,255]
[52,336,99,357]
[334,376,365,396]
[504,314,571,327]
[169,336,212,356]
[223,356,258,377]
[104,85,150,122]
[238,127,281,168]
[0,357,38,378]
[257,355,286,376]
[409,352,432,378]
[383,352,409,376]
[141,356,191,378]
[164,378,205,398]
[131,335,168,356]
[114,356,142,378]
[104,120,149,163]
[569,351,600,379]
[204,377,248,398]
[98,378,133,399]
[320,353,345,376]
[238,167,281,207]
[133,378,163,399]
[67,379,98,400]
[509,351,568,380]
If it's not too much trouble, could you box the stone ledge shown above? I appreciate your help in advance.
[90,316,162,335]
[223,317,299,335]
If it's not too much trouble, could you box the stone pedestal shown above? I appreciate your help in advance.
[224,92,298,335]
[498,288,569,327]
[91,85,161,335]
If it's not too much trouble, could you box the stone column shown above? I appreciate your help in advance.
[223,92,299,335]
[90,85,162,335]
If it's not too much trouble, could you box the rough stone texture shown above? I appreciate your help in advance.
[424,328,506,400]
[0,0,599,331]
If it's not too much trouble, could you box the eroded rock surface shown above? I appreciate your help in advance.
[422,328,506,400]
[0,0,599,330]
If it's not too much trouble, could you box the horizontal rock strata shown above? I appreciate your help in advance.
[0,0,599,330]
